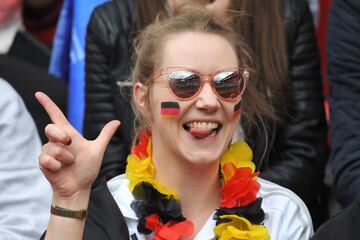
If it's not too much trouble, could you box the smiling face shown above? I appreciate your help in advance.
[139,31,241,166]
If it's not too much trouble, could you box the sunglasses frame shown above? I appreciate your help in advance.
[150,67,249,102]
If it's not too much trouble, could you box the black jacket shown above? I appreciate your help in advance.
[84,0,135,182]
[311,194,360,240]
[327,0,360,207]
[250,0,328,228]
[0,31,68,143]
[84,0,327,227]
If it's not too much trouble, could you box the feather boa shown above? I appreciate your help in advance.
[126,130,270,240]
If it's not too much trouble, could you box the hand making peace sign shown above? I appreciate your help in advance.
[35,92,120,200]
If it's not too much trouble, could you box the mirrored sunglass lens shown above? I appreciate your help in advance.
[168,71,201,98]
[213,71,242,99]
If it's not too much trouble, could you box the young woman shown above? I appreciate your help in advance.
[37,9,312,240]
[85,1,327,229]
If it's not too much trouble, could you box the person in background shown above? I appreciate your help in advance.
[0,0,67,143]
[48,0,118,133]
[0,55,68,143]
[213,0,328,229]
[85,0,327,228]
[37,9,313,239]
[84,0,172,183]
[0,0,62,68]
[22,0,63,46]
[0,0,22,54]
[311,194,360,240]
[326,0,360,207]
[0,78,51,239]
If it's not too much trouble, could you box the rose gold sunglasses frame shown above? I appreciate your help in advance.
[150,67,249,102]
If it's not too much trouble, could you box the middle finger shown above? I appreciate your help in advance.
[42,142,75,165]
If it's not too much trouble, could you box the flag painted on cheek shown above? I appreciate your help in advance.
[161,102,180,119]
[233,101,242,118]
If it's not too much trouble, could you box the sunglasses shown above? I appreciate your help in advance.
[151,67,249,101]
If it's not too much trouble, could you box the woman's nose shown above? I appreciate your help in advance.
[195,81,220,112]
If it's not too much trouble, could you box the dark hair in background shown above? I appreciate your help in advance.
[228,0,289,167]
[135,0,167,32]
[134,0,213,32]
[231,0,288,118]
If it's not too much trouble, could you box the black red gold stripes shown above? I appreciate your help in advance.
[161,102,180,118]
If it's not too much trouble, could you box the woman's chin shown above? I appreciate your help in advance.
[180,149,222,166]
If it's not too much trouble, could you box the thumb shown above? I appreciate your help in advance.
[95,120,121,148]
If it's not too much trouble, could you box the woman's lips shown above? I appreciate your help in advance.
[183,121,222,139]
[189,128,213,138]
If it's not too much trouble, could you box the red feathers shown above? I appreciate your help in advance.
[220,163,260,208]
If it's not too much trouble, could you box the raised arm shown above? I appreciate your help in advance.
[35,92,119,240]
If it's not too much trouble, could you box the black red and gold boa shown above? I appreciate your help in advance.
[126,130,270,240]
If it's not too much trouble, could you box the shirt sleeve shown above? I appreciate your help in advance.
[0,79,52,239]
[259,178,314,240]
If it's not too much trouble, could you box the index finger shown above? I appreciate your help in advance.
[35,92,70,127]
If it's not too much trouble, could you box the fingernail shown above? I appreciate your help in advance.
[66,138,72,145]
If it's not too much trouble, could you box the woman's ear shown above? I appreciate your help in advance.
[133,82,149,116]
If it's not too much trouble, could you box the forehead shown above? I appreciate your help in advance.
[158,31,238,72]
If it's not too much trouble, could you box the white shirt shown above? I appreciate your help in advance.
[108,174,313,240]
[0,79,52,240]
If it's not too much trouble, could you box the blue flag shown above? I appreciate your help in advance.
[49,0,109,133]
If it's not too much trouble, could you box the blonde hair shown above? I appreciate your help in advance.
[131,8,272,145]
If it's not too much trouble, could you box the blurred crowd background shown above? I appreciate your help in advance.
[1,0,359,239]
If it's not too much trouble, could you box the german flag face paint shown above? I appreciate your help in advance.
[233,101,242,118]
[161,102,180,119]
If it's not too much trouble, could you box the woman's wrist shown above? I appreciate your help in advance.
[46,190,90,239]
[50,205,87,220]
[52,190,91,210]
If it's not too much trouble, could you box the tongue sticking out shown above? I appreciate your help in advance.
[189,128,213,138]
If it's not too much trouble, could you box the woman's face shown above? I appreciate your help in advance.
[140,31,242,165]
